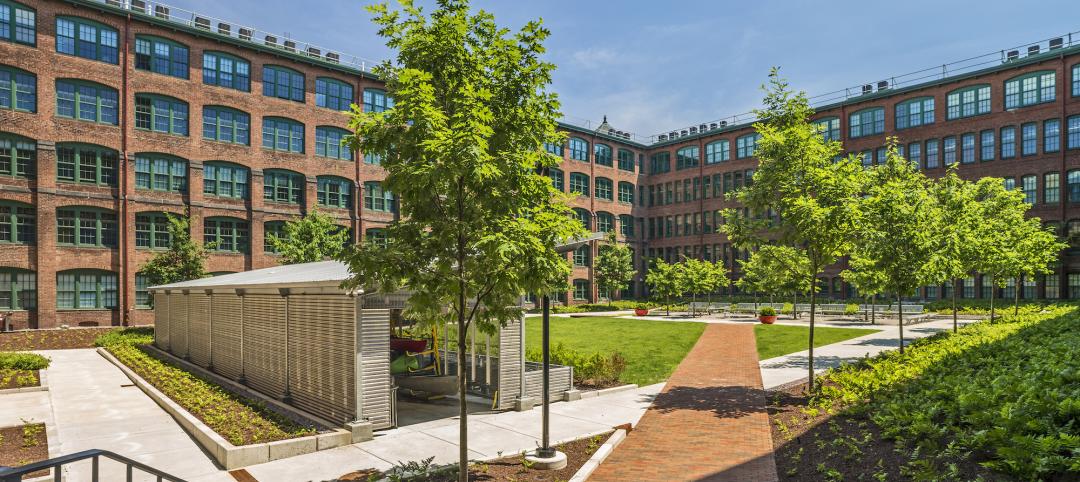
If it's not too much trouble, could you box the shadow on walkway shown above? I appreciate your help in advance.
[650,385,769,420]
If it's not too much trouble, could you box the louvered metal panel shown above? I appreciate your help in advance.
[523,366,573,402]
[168,293,189,358]
[242,294,288,398]
[154,292,170,350]
[496,316,524,410]
[288,295,356,424]
[187,293,212,367]
[357,308,392,428]
[210,293,243,380]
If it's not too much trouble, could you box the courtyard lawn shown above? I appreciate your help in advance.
[754,323,879,360]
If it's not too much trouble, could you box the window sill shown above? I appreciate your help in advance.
[133,68,189,81]
[261,148,305,155]
[57,245,117,250]
[134,128,190,138]
[56,308,118,312]
[202,139,251,148]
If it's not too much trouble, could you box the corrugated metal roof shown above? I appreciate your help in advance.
[150,260,352,291]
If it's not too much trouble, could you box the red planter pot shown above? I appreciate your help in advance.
[634,308,650,316]
[759,315,777,324]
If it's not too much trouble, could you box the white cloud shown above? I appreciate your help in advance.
[570,47,627,69]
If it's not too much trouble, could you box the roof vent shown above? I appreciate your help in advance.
[669,131,678,139]
[877,80,889,91]
[264,35,278,47]
[719,120,728,127]
[307,47,321,58]
[861,84,873,95]
[283,40,297,53]
[699,124,708,132]
[129,0,146,13]
[689,126,698,134]
[680,129,689,137]
[326,52,340,63]
[104,0,121,6]
[710,122,718,130]
[1050,37,1064,50]
[1006,50,1019,61]
[658,134,668,141]
[218,23,231,35]
[1028,45,1040,56]
[622,132,631,140]
[194,17,211,30]
[154,5,169,19]
[239,28,253,41]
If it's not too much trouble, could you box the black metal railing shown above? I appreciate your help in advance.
[0,449,185,482]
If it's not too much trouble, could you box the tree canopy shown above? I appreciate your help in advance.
[267,209,350,265]
[140,213,210,287]
[594,232,635,302]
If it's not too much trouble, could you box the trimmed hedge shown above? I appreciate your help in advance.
[0,352,50,371]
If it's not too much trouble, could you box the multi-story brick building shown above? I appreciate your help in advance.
[2,0,1079,330]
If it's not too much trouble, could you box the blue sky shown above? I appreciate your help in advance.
[181,0,1080,138]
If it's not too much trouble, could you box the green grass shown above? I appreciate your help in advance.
[754,324,880,360]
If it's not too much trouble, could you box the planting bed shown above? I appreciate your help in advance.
[0,369,39,389]
[0,327,118,351]
[0,352,49,390]
[0,423,49,478]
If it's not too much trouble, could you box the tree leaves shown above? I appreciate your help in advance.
[268,209,349,265]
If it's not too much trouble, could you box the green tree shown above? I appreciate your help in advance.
[928,167,981,332]
[140,213,211,287]
[646,259,682,315]
[339,2,583,477]
[594,232,635,304]
[737,245,810,314]
[721,69,864,390]
[268,209,350,264]
[678,258,727,316]
[840,263,886,324]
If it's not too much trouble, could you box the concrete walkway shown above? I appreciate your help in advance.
[589,324,778,482]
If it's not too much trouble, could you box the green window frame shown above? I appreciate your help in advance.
[595,177,613,201]
[895,97,934,129]
[848,108,885,138]
[263,169,303,204]
[203,162,248,199]
[572,279,589,301]
[1001,126,1016,159]
[134,153,186,193]
[961,133,976,164]
[619,214,634,237]
[1073,64,1080,97]
[134,35,188,79]
[135,212,173,249]
[573,246,589,267]
[1005,71,1056,109]
[908,142,922,168]
[0,64,35,112]
[1021,175,1037,205]
[363,181,395,213]
[569,172,589,196]
[0,268,35,310]
[594,143,612,166]
[262,65,304,102]
[676,146,699,170]
[0,200,33,244]
[262,117,304,153]
[0,133,35,178]
[618,181,634,204]
[617,149,634,171]
[202,51,250,91]
[1045,119,1061,153]
[363,88,393,112]
[364,227,387,247]
[56,269,116,310]
[705,140,729,164]
[544,142,563,157]
[316,77,354,111]
[55,79,118,125]
[56,206,117,247]
[548,167,564,191]
[0,0,35,46]
[736,133,759,158]
[650,152,671,174]
[568,137,589,162]
[943,136,956,165]
[317,176,353,208]
[1069,116,1080,149]
[1021,122,1038,156]
[204,217,248,253]
[1045,172,1060,204]
[981,130,995,161]
[55,16,117,64]
[134,273,152,308]
[264,220,286,254]
[56,143,116,186]
[202,106,250,145]
[573,208,590,230]
[135,94,188,135]
[925,139,939,168]
[946,84,991,119]
[315,126,353,160]
[814,117,840,141]
[596,211,614,232]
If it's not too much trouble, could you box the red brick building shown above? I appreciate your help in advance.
[1,0,1078,330]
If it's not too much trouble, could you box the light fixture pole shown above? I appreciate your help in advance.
[537,293,554,458]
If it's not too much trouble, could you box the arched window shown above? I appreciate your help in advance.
[203,162,248,199]
[204,217,249,253]
[264,220,286,254]
[55,79,118,125]
[134,153,186,193]
[363,181,395,213]
[0,132,35,178]
[56,143,117,186]
[946,84,990,119]
[544,142,563,156]
[0,200,34,244]
[594,143,612,166]
[263,169,303,204]
[315,126,353,160]
[316,77,354,111]
[55,16,118,64]
[56,269,117,309]
[595,177,613,201]
[705,140,729,164]
[676,146,699,170]
[895,97,934,129]
[317,176,353,208]
[0,0,35,46]
[848,108,885,138]
[548,167,564,192]
[262,117,304,153]
[618,181,634,204]
[572,208,591,230]
[568,137,589,161]
[0,64,35,112]
[617,149,634,171]
[363,88,393,113]
[1005,71,1055,109]
[202,51,250,91]
[0,268,35,310]
[134,35,188,79]
[134,212,174,249]
[573,246,590,267]
[134,94,188,135]
[813,117,840,141]
[56,206,117,247]
[569,172,589,196]
[262,65,304,102]
[596,211,614,232]
[202,106,250,145]
[736,133,760,158]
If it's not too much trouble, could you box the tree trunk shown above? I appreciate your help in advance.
[989,277,996,322]
[1014,276,1021,318]
[808,287,817,392]
[793,292,798,320]
[871,294,876,325]
[951,277,958,334]
[692,293,697,317]
[457,302,468,482]
[897,293,905,355]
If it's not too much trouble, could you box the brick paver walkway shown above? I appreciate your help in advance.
[589,324,778,482]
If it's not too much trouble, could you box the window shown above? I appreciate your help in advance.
[262,65,304,102]
[1001,126,1016,158]
[1045,172,1060,204]
[262,117,304,153]
[1005,71,1055,109]
[620,214,634,237]
[0,268,34,310]
[204,217,248,253]
[56,270,116,309]
[848,108,885,138]
[363,88,392,112]
[618,181,634,204]
[548,167,564,191]
[317,176,353,208]
[596,212,614,232]
[135,212,172,249]
[573,208,590,230]
[568,137,589,161]
[55,17,117,64]
[1069,170,1080,203]
[364,228,387,247]
[594,177,613,201]
[675,146,699,170]
[650,152,670,173]
[0,200,33,244]
[316,77,354,111]
[569,172,589,196]
[1045,119,1061,153]
[56,207,117,247]
[617,149,634,171]
[943,136,956,165]
[736,133,760,158]
[925,139,939,168]
[895,97,934,129]
[363,181,395,213]
[1021,122,1037,156]
[202,106,250,145]
[573,279,589,300]
[202,51,249,91]
[264,220,286,254]
[315,126,352,160]
[961,133,975,164]
[907,142,922,168]
[1003,177,1015,191]
[135,273,151,308]
[263,169,303,204]
[0,133,34,178]
[134,36,188,78]
[134,154,186,192]
[1021,175,1037,204]
[134,94,188,135]
[56,144,116,186]
[55,80,117,125]
[1069,116,1080,149]
[0,0,34,46]
[0,65,34,112]
[1075,64,1080,97]
[946,85,991,119]
[876,147,887,165]
[1046,274,1060,299]
[203,162,248,199]
[981,130,995,161]
[814,117,840,141]
[705,140,729,164]
[594,143,612,166]
[544,142,563,157]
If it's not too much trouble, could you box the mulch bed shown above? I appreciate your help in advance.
[336,431,613,481]
[0,423,49,478]
[0,369,39,389]
[0,327,119,351]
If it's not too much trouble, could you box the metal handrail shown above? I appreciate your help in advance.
[0,449,186,482]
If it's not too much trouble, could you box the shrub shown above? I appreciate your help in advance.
[759,306,777,316]
[634,303,649,311]
[0,352,50,371]
[843,304,860,316]
[93,327,154,347]
[526,342,627,386]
